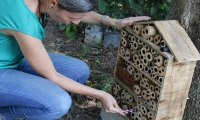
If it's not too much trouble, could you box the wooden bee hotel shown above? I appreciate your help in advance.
[110,20,200,120]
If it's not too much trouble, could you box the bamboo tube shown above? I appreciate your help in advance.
[135,59,141,68]
[136,100,142,110]
[146,96,153,106]
[128,102,137,109]
[125,94,135,104]
[114,94,121,104]
[134,71,141,81]
[148,91,156,99]
[151,73,156,79]
[121,37,129,47]
[154,55,164,67]
[154,34,162,45]
[122,104,129,110]
[141,90,148,99]
[160,40,166,47]
[146,52,153,62]
[155,86,160,94]
[151,48,157,55]
[130,47,139,54]
[150,85,155,92]
[147,111,155,120]
[120,46,126,56]
[139,55,145,62]
[139,63,144,71]
[140,105,148,115]
[141,116,148,120]
[141,73,146,80]
[127,65,135,75]
[140,79,147,88]
[148,62,154,68]
[116,84,123,92]
[144,66,149,73]
[137,111,143,119]
[138,39,143,45]
[141,28,149,39]
[147,36,154,42]
[129,42,134,48]
[141,48,147,56]
[158,77,164,84]
[142,42,146,47]
[155,75,160,81]
[146,89,151,95]
[138,49,142,56]
[133,85,144,95]
[145,83,150,89]
[121,89,129,99]
[128,35,136,42]
[145,25,158,37]
[164,59,168,66]
[133,41,142,50]
[153,66,159,74]
[96,101,102,108]
[122,30,128,37]
[145,44,151,51]
[133,24,145,35]
[125,49,133,60]
[131,112,138,119]
[125,60,130,66]
[150,100,157,111]
[133,54,140,62]
[121,100,127,105]
[158,66,166,76]
[147,67,152,76]
[156,93,160,100]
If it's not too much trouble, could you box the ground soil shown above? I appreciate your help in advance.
[42,18,118,120]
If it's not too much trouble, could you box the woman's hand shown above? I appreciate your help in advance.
[99,91,125,116]
[115,16,151,29]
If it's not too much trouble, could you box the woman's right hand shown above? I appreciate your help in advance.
[99,91,125,116]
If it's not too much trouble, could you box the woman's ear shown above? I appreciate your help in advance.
[49,0,58,8]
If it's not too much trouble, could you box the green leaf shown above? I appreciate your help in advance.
[72,24,78,33]
[98,0,106,13]
[67,31,75,40]
[150,3,160,15]
[128,0,135,8]
[95,58,101,64]
[66,24,71,34]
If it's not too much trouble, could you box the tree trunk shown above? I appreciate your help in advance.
[169,0,200,120]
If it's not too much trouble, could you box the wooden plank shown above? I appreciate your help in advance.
[154,20,200,63]
[162,61,196,93]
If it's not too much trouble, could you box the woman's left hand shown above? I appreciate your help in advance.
[115,16,151,29]
[99,91,125,116]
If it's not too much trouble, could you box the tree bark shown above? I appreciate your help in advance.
[169,0,200,120]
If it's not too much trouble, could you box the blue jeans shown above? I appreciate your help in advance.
[0,53,90,120]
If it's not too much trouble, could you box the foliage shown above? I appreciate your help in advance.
[65,23,78,40]
[79,44,89,57]
[93,75,114,92]
[98,0,172,20]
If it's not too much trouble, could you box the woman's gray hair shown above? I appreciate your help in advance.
[57,0,98,12]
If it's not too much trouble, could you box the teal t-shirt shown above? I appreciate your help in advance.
[0,0,44,69]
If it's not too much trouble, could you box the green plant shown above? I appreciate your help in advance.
[93,75,114,92]
[79,44,89,57]
[98,0,171,20]
[65,23,78,40]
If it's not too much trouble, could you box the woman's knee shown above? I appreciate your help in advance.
[47,92,72,118]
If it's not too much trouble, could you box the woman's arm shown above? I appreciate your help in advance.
[81,11,151,29]
[3,29,125,116]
